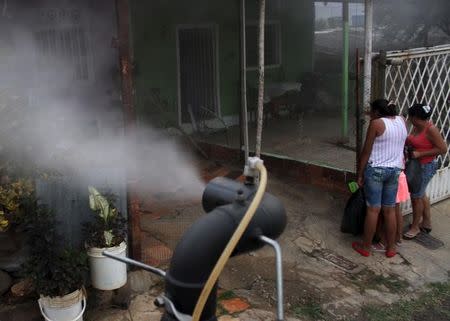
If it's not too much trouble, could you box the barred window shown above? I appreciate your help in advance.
[246,22,281,69]
[34,27,90,81]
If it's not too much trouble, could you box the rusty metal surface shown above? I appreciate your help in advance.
[313,249,363,273]
[383,44,450,59]
[115,0,141,260]
[115,0,136,132]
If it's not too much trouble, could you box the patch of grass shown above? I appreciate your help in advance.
[361,299,416,321]
[359,282,450,321]
[370,274,409,293]
[218,290,236,301]
[294,302,326,320]
[350,270,409,294]
[429,282,450,298]
[216,304,227,316]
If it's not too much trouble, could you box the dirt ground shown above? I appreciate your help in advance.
[413,297,450,321]
[217,176,348,312]
[1,160,449,320]
[140,168,450,320]
[140,171,349,313]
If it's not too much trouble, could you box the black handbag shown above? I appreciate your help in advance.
[341,188,366,236]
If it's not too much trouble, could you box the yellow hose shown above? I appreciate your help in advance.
[192,162,267,321]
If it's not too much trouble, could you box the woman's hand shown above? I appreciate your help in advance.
[411,150,422,159]
[357,175,364,188]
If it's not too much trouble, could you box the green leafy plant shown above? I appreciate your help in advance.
[218,290,237,301]
[84,186,127,248]
[23,203,87,298]
[0,177,34,231]
[294,302,326,320]
[360,282,450,321]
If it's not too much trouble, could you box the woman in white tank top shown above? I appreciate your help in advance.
[352,99,407,258]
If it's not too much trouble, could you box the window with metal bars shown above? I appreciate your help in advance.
[33,27,90,81]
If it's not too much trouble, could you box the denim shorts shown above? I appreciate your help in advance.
[410,161,437,199]
[364,165,401,207]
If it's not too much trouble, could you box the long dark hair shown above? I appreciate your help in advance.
[370,99,398,117]
[408,103,432,120]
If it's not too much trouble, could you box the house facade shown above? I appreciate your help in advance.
[130,0,315,128]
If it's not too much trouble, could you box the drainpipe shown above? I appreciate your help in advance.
[341,0,349,142]
[115,0,141,260]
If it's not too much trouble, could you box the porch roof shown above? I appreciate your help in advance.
[314,0,365,3]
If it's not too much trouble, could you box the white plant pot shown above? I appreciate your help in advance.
[87,241,127,290]
[38,289,86,321]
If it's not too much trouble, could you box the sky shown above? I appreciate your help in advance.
[315,1,365,25]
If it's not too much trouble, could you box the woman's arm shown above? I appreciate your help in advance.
[413,126,447,158]
[357,119,383,186]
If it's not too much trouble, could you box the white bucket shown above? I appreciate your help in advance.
[87,242,127,290]
[38,289,86,321]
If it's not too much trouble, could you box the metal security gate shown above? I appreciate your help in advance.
[374,44,450,209]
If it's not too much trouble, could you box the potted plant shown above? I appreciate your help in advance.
[84,186,127,290]
[23,205,87,321]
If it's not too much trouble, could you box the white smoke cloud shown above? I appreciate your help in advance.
[0,2,205,201]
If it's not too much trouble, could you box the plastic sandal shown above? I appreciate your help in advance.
[371,242,386,252]
[386,250,397,258]
[352,242,370,257]
[403,230,420,240]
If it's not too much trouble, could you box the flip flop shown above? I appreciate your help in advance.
[411,223,432,234]
[352,241,370,257]
[371,242,386,252]
[403,230,420,240]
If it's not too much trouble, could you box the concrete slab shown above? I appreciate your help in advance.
[200,115,357,171]
[217,176,450,319]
